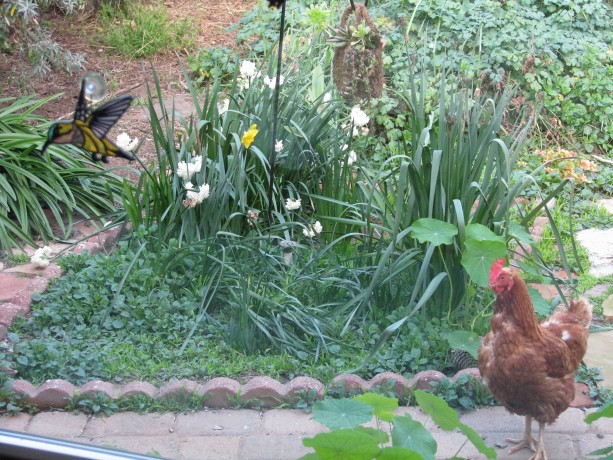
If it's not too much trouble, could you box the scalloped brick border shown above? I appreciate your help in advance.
[0,226,596,410]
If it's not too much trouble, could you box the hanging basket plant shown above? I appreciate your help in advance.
[329,2,384,102]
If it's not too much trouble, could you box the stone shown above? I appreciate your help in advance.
[119,381,157,399]
[282,376,324,403]
[201,377,240,408]
[584,284,610,299]
[602,294,613,323]
[89,435,179,458]
[240,377,284,408]
[177,435,241,460]
[0,303,29,327]
[584,330,613,390]
[157,379,204,404]
[28,412,89,438]
[0,412,32,432]
[409,370,444,390]
[570,382,595,408]
[0,274,31,303]
[577,228,613,277]
[530,216,549,242]
[263,409,325,435]
[330,374,368,394]
[27,379,77,409]
[173,409,263,436]
[368,372,411,400]
[597,198,613,215]
[84,412,175,438]
[238,433,313,460]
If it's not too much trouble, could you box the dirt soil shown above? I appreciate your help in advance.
[0,0,255,167]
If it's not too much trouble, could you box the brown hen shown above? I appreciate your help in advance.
[478,259,592,460]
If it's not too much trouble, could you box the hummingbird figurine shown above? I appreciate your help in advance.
[42,75,135,163]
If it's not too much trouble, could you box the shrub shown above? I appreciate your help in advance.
[0,0,85,78]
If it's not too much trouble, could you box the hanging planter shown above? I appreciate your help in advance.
[330,2,384,102]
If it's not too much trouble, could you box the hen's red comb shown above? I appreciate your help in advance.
[489,258,506,284]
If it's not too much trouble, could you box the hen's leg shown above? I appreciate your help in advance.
[529,422,548,460]
[507,416,537,454]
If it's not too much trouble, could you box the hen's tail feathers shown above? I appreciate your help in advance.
[568,299,593,328]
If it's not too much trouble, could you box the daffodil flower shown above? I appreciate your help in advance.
[242,124,259,149]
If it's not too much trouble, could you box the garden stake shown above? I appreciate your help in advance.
[266,0,287,225]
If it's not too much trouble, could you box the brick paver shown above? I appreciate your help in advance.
[0,406,609,460]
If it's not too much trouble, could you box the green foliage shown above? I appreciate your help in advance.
[427,374,496,411]
[187,47,238,84]
[302,391,496,459]
[374,0,612,153]
[0,95,128,257]
[0,0,85,77]
[96,0,195,58]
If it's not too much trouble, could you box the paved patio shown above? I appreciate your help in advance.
[0,405,611,459]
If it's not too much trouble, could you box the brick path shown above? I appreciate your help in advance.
[0,406,611,459]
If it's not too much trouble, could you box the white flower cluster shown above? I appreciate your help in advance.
[303,221,323,238]
[116,133,139,152]
[238,60,261,90]
[285,198,301,211]
[275,139,284,153]
[217,98,229,115]
[350,106,370,127]
[347,150,357,165]
[177,156,203,180]
[183,182,210,208]
[31,246,52,269]
[263,75,284,90]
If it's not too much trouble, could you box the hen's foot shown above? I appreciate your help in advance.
[506,435,537,454]
[529,445,548,460]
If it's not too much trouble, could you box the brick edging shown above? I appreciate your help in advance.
[0,226,595,410]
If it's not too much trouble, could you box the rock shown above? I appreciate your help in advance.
[602,295,613,323]
[577,228,613,277]
[597,198,613,215]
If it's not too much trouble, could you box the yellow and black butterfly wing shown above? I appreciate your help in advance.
[73,79,92,123]
[86,95,133,140]
[268,0,285,8]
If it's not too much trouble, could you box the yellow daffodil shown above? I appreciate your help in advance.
[242,124,259,148]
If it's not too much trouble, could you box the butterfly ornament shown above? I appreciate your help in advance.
[42,74,135,163]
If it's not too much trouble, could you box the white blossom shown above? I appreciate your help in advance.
[176,156,203,180]
[218,98,229,115]
[303,227,315,238]
[240,60,258,79]
[31,246,52,269]
[285,198,301,211]
[184,183,210,208]
[275,140,284,153]
[116,132,139,152]
[350,106,370,127]
[263,75,284,90]
[303,221,323,238]
[347,150,357,165]
[323,92,331,103]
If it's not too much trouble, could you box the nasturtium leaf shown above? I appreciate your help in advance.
[441,330,481,360]
[312,398,373,430]
[464,223,505,243]
[302,429,380,460]
[457,422,497,459]
[528,286,553,317]
[355,426,389,444]
[413,390,459,431]
[587,445,613,456]
[297,453,320,460]
[410,218,458,246]
[585,400,613,424]
[391,414,437,460]
[509,221,534,244]
[354,393,398,422]
[377,446,424,460]
[461,239,507,287]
